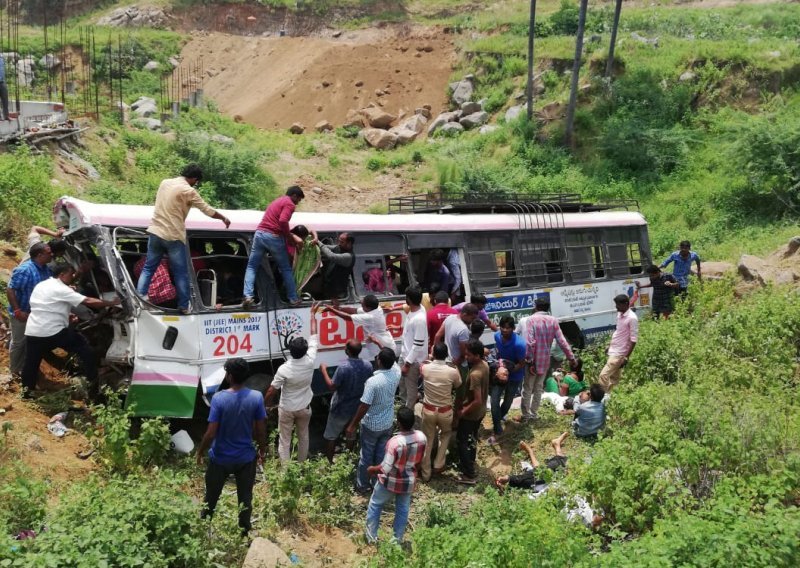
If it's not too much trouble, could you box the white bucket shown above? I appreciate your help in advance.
[170,430,194,454]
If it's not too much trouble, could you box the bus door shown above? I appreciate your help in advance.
[404,233,466,303]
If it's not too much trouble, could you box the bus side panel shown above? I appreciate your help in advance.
[127,360,198,418]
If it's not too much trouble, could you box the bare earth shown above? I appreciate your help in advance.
[180,26,457,130]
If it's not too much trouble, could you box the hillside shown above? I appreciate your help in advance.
[1,0,799,566]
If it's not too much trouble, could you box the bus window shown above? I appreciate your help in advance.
[188,236,250,308]
[467,234,518,290]
[566,232,605,280]
[518,235,565,285]
[606,228,644,276]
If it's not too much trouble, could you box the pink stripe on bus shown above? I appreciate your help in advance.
[131,372,198,386]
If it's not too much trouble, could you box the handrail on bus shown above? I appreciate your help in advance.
[387,191,639,214]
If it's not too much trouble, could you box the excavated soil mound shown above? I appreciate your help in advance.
[180,26,456,130]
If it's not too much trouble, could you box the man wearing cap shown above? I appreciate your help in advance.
[137,164,230,314]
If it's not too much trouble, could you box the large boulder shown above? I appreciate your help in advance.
[427,111,460,135]
[289,123,305,134]
[738,255,766,285]
[460,101,482,115]
[343,109,364,128]
[362,127,398,150]
[440,122,465,135]
[360,107,396,129]
[702,261,733,281]
[397,113,427,134]
[505,104,525,122]
[242,537,291,567]
[781,236,800,258]
[131,96,157,118]
[459,111,489,129]
[450,75,475,106]
[143,60,160,72]
[390,126,420,146]
[39,54,60,69]
[314,120,333,133]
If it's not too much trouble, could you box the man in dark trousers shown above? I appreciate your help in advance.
[197,358,267,535]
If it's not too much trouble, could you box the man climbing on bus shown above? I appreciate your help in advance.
[318,232,356,300]
[138,164,231,314]
[324,294,395,360]
[243,186,305,308]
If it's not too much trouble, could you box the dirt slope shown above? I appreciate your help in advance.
[180,26,456,129]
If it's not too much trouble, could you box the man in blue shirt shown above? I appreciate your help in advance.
[660,240,701,296]
[0,54,9,120]
[560,383,606,441]
[197,358,267,534]
[6,242,53,377]
[320,339,373,463]
[488,315,526,444]
[346,347,401,493]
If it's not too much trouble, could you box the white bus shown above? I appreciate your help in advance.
[53,193,651,418]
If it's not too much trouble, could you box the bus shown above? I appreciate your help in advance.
[53,192,651,418]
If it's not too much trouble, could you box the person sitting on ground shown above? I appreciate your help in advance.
[243,186,305,308]
[264,303,321,463]
[320,339,373,463]
[636,264,679,319]
[324,294,395,361]
[196,358,267,536]
[454,294,498,332]
[559,383,607,441]
[495,432,569,492]
[365,407,427,544]
[545,359,587,398]
[21,263,120,398]
[318,232,355,300]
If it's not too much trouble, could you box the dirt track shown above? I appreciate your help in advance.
[180,26,457,129]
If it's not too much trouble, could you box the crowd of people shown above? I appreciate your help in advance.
[5,167,703,544]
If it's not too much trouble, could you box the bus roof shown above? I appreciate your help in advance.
[58,196,647,233]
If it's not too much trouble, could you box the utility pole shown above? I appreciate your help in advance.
[526,0,537,121]
[605,0,623,79]
[565,0,589,148]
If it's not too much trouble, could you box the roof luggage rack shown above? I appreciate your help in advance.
[387,191,639,214]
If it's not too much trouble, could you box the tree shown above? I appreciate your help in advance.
[564,0,589,148]
[526,0,538,120]
[605,0,624,78]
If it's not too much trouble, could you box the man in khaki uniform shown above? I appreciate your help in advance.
[419,342,461,481]
[136,164,230,313]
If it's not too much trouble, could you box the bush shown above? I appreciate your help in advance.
[2,473,209,567]
[550,0,580,36]
[0,146,58,240]
[0,464,48,537]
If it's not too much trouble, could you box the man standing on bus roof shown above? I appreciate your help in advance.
[599,295,638,392]
[138,164,230,314]
[196,357,267,536]
[660,240,701,296]
[515,297,577,423]
[243,186,305,309]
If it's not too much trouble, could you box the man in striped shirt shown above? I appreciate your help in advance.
[515,297,577,422]
[365,407,427,544]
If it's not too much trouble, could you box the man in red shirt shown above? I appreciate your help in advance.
[242,186,304,308]
[426,290,456,342]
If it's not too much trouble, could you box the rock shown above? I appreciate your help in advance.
[773,270,798,286]
[168,56,180,68]
[135,117,162,131]
[460,101,482,115]
[39,53,60,69]
[355,80,364,87]
[427,111,460,135]
[450,75,475,106]
[289,123,305,134]
[311,187,323,195]
[97,5,171,29]
[210,134,234,144]
[415,107,432,119]
[16,58,35,87]
[321,81,331,87]
[679,71,696,82]
[332,30,342,38]
[631,32,659,47]
[242,537,291,568]
[701,261,733,280]
[360,107,396,129]
[131,96,157,118]
[390,126,419,145]
[738,255,765,285]
[479,124,499,135]
[459,111,489,129]
[343,109,364,128]
[143,60,160,71]
[440,122,465,135]
[314,120,333,132]
[783,236,800,258]
[538,101,563,121]
[58,149,101,180]
[362,128,398,150]
[397,113,427,134]
[505,104,525,122]
[588,34,602,44]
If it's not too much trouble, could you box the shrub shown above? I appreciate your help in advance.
[549,0,580,36]
[0,146,58,240]
[366,156,388,172]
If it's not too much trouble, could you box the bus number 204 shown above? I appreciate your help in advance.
[212,334,253,357]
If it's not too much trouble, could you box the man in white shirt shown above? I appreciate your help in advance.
[22,264,120,398]
[264,303,320,462]
[399,286,428,409]
[323,294,395,360]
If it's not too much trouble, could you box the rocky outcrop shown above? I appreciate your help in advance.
[449,75,475,106]
[97,5,172,29]
[131,96,157,118]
